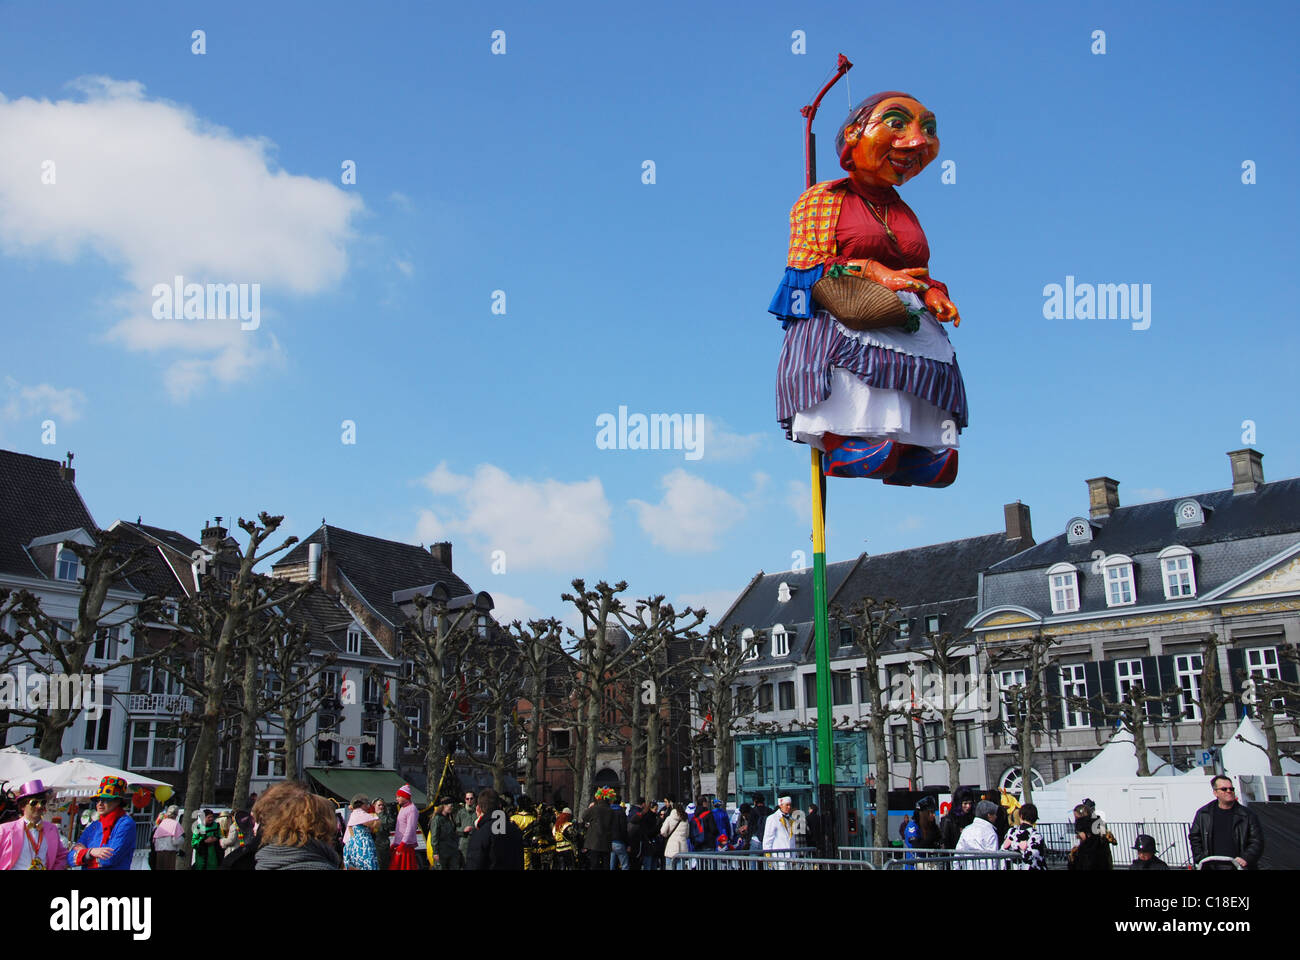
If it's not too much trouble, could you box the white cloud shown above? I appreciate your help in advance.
[0,77,363,398]
[1130,487,1170,503]
[2,376,86,421]
[630,469,746,552]
[414,508,448,543]
[416,463,612,571]
[394,258,414,276]
[895,514,925,533]
[700,417,764,462]
[488,592,544,626]
[786,479,812,524]
[388,191,413,212]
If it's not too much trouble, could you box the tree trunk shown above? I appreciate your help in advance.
[628,691,644,802]
[206,736,220,804]
[282,703,299,782]
[1133,696,1151,777]
[870,718,889,851]
[942,706,960,793]
[645,709,660,802]
[492,703,506,793]
[1262,704,1282,776]
[689,737,702,803]
[524,674,541,797]
[233,650,258,808]
[903,714,918,788]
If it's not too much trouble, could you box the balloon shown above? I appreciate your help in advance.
[155,784,173,803]
[131,788,153,809]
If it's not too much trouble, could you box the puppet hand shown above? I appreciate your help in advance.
[846,260,930,295]
[924,287,960,326]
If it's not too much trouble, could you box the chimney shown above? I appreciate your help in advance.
[1227,449,1264,495]
[1003,501,1034,545]
[430,541,452,570]
[1086,477,1120,520]
[58,451,75,483]
[308,542,322,582]
[201,517,228,551]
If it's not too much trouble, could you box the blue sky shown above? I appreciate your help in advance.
[1,0,1296,627]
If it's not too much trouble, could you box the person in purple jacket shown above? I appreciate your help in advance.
[67,776,136,870]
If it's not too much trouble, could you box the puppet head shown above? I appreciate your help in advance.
[837,91,940,188]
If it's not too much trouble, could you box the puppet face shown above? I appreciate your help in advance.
[843,97,939,188]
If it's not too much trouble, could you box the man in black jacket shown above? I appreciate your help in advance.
[1189,776,1264,870]
[465,788,524,870]
[581,794,614,870]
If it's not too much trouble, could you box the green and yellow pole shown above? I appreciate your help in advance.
[800,53,852,855]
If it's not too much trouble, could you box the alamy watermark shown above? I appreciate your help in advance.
[151,275,260,330]
[1042,275,1150,330]
[595,406,704,461]
[887,670,1000,720]
[0,668,104,719]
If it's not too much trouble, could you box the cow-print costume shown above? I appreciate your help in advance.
[1000,822,1047,870]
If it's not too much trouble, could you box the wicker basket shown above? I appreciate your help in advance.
[811,274,911,331]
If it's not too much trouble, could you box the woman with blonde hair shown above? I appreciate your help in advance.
[252,781,340,870]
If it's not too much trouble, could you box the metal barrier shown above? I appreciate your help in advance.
[1037,822,1192,869]
[675,846,1018,871]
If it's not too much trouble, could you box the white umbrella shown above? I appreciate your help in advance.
[38,757,172,800]
[0,746,53,787]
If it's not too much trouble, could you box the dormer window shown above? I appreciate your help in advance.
[1159,545,1196,599]
[771,624,789,658]
[1102,554,1136,607]
[1065,518,1094,545]
[925,615,941,634]
[1046,563,1080,614]
[56,547,80,582]
[741,628,759,661]
[777,582,793,603]
[346,626,362,656]
[895,619,911,641]
[1174,499,1206,528]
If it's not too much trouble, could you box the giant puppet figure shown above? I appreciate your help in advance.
[770,91,966,486]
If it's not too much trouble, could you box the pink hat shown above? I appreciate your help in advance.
[396,784,412,800]
[347,809,378,828]
[15,779,48,804]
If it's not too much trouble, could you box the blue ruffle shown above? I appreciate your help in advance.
[769,266,824,327]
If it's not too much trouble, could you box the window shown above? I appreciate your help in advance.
[83,699,113,751]
[56,547,80,581]
[1116,659,1144,699]
[129,721,181,770]
[1067,760,1086,774]
[255,738,285,778]
[474,718,488,755]
[161,600,179,623]
[1160,547,1196,599]
[891,724,910,762]
[550,729,571,753]
[757,683,774,713]
[476,614,491,639]
[831,671,852,706]
[361,718,379,764]
[921,721,945,761]
[895,619,911,641]
[1103,556,1136,607]
[701,745,715,770]
[322,670,339,698]
[403,706,423,751]
[925,615,941,634]
[316,714,338,763]
[364,674,382,706]
[90,626,120,664]
[1047,563,1080,614]
[1059,664,1088,728]
[998,669,1027,726]
[954,719,976,760]
[771,625,789,658]
[346,627,362,656]
[803,673,817,709]
[741,629,758,661]
[1175,653,1203,721]
[778,681,795,711]
[1246,647,1285,713]
[839,625,854,649]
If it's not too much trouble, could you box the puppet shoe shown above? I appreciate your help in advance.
[883,446,958,488]
[822,438,900,479]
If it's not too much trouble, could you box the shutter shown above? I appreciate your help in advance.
[1280,648,1300,714]
[1155,655,1175,697]
[1141,656,1162,720]
[1083,661,1105,727]
[1225,648,1246,692]
[1099,658,1119,710]
[1044,664,1062,730]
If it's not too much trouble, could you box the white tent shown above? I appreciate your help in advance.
[1045,728,1177,788]
[1220,716,1300,777]
[0,747,53,787]
[38,757,172,799]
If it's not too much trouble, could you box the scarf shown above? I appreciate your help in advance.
[254,839,340,871]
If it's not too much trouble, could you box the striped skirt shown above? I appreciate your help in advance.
[776,310,969,441]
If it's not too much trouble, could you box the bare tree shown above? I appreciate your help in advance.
[1236,646,1300,776]
[176,513,300,869]
[1194,633,1235,753]
[506,618,569,800]
[911,629,979,794]
[681,624,762,805]
[4,531,174,760]
[985,631,1059,805]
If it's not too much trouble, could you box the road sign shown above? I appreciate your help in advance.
[1199,748,1217,767]
[346,746,356,760]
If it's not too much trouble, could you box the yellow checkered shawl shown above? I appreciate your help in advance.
[786,179,851,269]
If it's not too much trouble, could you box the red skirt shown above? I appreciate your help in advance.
[389,843,418,870]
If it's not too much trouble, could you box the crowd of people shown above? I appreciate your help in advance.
[0,773,1268,870]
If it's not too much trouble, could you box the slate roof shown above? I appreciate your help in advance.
[278,525,472,627]
[107,520,202,600]
[0,450,98,579]
[289,582,389,661]
[982,478,1300,617]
